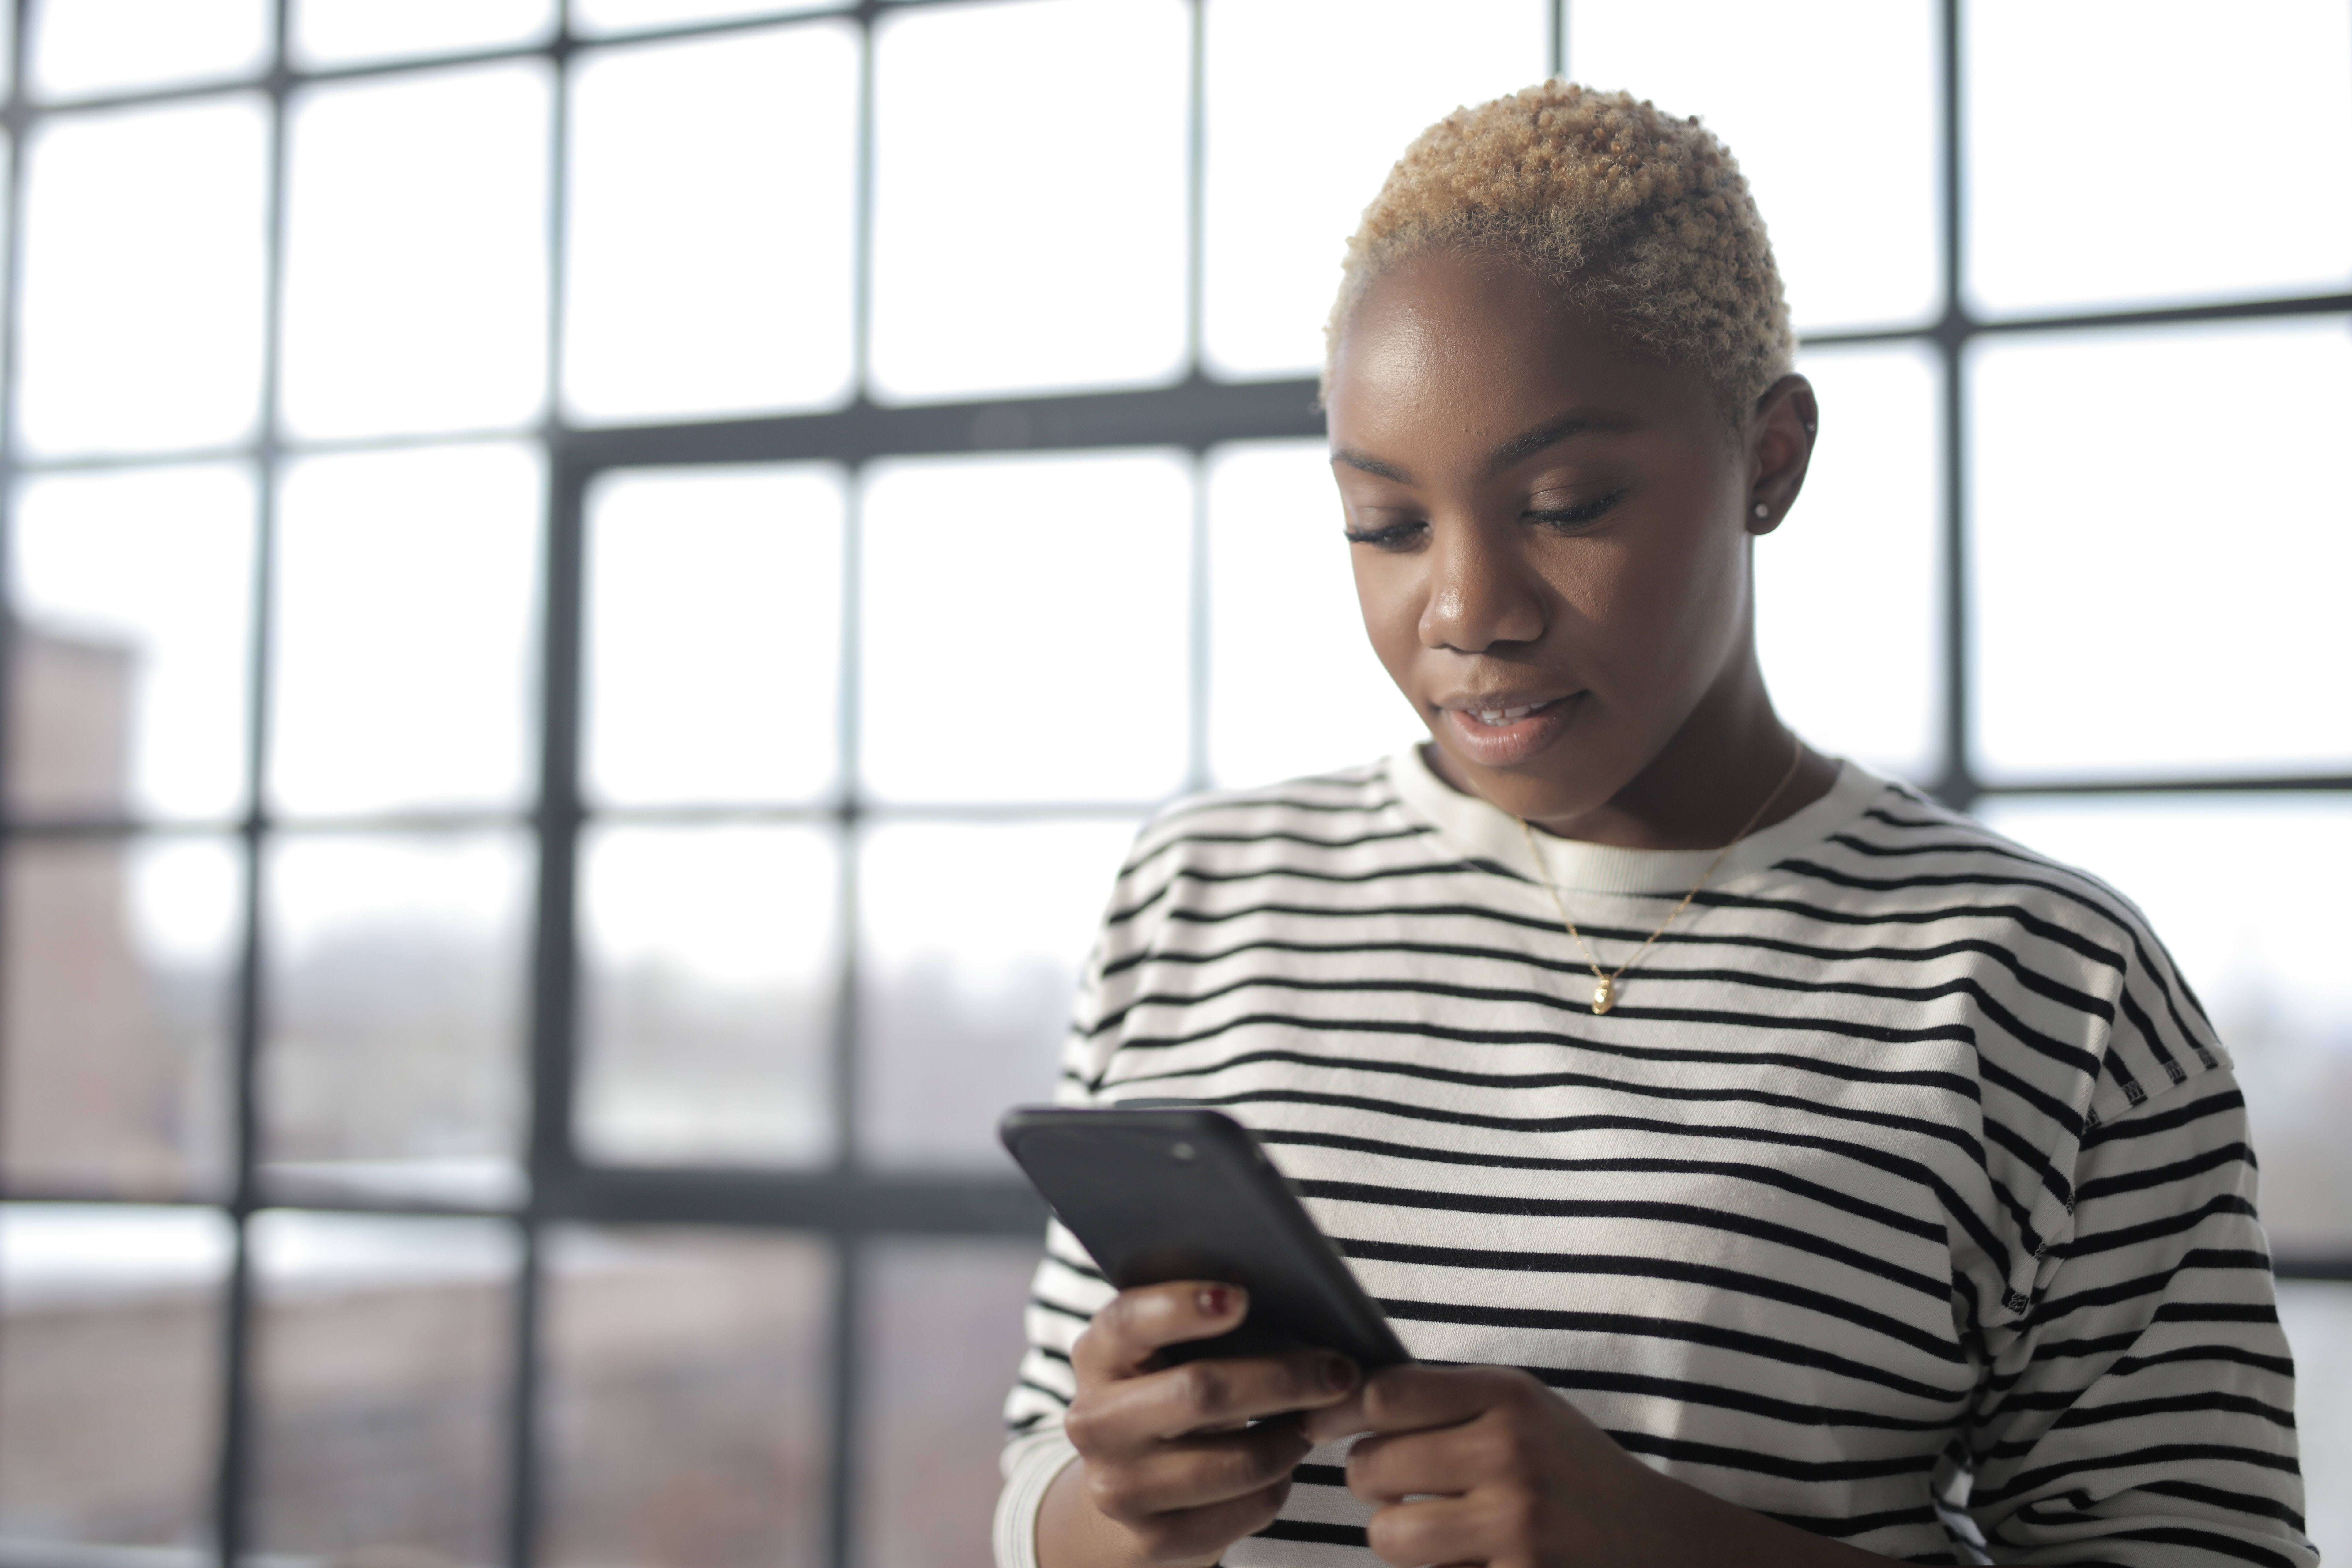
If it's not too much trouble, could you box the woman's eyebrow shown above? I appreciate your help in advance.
[1484,410,1643,477]
[1330,447,1413,483]
[1330,409,1642,487]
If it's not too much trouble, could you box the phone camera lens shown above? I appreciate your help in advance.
[1170,1141,1196,1162]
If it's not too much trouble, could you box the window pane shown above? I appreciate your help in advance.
[1567,0,1939,334]
[11,465,254,821]
[859,451,1191,803]
[857,818,1133,1170]
[0,1204,230,1558]
[544,1226,833,1568]
[574,0,848,36]
[565,23,858,424]
[586,465,843,806]
[868,0,1189,402]
[1974,795,2352,1257]
[1966,0,2352,317]
[30,0,269,100]
[1968,320,2352,782]
[1205,441,1417,788]
[578,825,839,1168]
[3,837,238,1201]
[270,443,543,817]
[853,1238,1041,1568]
[250,1211,517,1566]
[260,833,530,1209]
[281,63,551,440]
[293,0,556,68]
[1756,341,1941,784]
[2278,1282,2352,1556]
[18,98,267,458]
[1202,0,1547,379]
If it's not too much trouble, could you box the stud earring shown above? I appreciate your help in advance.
[1752,503,1769,518]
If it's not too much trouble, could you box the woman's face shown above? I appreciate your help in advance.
[1325,248,1810,834]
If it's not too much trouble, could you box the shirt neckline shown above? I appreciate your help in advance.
[1388,742,1891,897]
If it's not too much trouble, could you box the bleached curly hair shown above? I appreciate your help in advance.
[1326,81,1796,416]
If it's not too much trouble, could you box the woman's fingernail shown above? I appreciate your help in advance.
[1318,1355,1357,1393]
[1198,1285,1235,1317]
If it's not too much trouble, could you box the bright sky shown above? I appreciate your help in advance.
[1970,320,2352,781]
[860,450,1193,803]
[586,465,845,806]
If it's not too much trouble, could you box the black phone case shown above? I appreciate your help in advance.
[999,1105,1412,1369]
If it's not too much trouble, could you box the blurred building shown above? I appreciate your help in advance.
[4,620,174,1195]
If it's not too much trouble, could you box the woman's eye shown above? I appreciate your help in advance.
[1523,487,1628,531]
[1341,519,1426,550]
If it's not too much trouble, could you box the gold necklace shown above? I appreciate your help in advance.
[1517,738,1806,1017]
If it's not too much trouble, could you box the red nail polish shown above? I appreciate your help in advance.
[1198,1285,1234,1317]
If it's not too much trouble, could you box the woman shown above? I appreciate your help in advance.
[995,83,2310,1568]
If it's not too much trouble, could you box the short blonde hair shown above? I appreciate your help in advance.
[1326,81,1796,415]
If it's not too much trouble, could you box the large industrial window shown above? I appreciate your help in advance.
[2,1,2347,1564]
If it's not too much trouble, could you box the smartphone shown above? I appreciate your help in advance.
[998,1104,1412,1369]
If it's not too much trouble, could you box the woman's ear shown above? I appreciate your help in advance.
[1743,374,1818,537]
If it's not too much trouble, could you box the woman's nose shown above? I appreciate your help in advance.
[1417,519,1545,652]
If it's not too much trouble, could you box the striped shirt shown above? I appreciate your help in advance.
[996,749,2312,1568]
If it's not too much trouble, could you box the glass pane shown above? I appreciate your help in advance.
[18,97,267,458]
[544,1226,833,1568]
[586,465,844,807]
[857,818,1133,1170]
[1201,0,1547,379]
[0,1204,230,1558]
[574,0,847,36]
[11,464,255,821]
[868,0,1189,402]
[280,62,552,440]
[1567,0,1939,335]
[564,23,858,424]
[2279,1281,2352,1556]
[270,443,543,818]
[577,825,839,1168]
[1756,341,1940,784]
[1968,320,2352,782]
[1967,1,2352,318]
[293,0,556,68]
[859,451,1191,804]
[853,1237,1042,1568]
[1205,441,1418,788]
[250,1211,517,1566]
[30,0,270,100]
[260,833,530,1208]
[1974,795,2352,1257]
[3,837,238,1200]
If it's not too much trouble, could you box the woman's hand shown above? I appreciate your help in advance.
[1038,1281,1361,1568]
[1304,1365,1892,1568]
[1302,1363,1659,1567]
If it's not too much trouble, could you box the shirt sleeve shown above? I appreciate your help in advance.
[994,1213,1113,1568]
[996,894,1130,1567]
[1964,1066,2315,1567]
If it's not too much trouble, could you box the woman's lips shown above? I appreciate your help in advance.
[1440,693,1584,766]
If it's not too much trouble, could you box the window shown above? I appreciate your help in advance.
[3,2,2346,1563]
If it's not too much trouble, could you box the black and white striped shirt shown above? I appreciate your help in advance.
[997,750,2312,1568]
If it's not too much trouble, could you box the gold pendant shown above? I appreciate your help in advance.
[1592,977,1615,1015]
